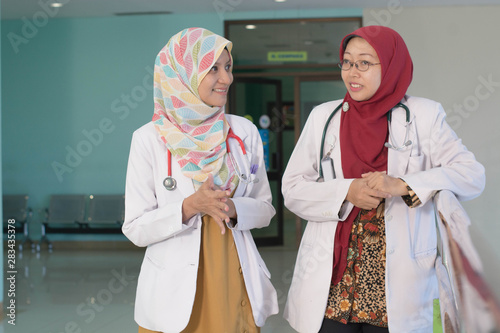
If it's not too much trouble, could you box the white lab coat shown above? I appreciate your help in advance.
[282,95,485,333]
[123,115,279,333]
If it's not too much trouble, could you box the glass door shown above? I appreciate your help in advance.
[228,77,284,246]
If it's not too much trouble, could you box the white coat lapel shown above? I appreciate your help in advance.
[329,109,344,179]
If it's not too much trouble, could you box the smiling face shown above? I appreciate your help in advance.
[198,49,233,107]
[341,37,382,102]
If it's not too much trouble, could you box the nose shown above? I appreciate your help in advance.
[348,65,361,77]
[218,70,233,85]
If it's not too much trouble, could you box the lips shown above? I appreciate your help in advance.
[213,87,229,94]
[349,82,362,92]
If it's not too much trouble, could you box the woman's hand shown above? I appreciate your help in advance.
[225,198,237,220]
[346,178,392,210]
[182,174,232,234]
[362,171,409,197]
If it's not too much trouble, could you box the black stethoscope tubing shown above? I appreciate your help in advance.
[318,102,411,180]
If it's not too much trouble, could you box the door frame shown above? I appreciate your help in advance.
[228,77,284,247]
[293,74,342,141]
[232,72,345,247]
[292,74,343,246]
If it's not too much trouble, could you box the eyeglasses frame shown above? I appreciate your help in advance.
[338,59,381,72]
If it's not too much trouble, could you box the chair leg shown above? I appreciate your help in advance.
[19,222,34,251]
[37,224,52,252]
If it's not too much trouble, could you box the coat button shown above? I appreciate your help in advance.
[241,300,247,306]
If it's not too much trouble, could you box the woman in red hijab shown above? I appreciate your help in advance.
[282,26,485,333]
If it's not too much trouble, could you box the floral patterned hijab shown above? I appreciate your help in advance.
[152,27,238,191]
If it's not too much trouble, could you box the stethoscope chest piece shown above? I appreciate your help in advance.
[163,176,177,191]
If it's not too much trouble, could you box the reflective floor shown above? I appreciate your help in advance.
[2,221,499,333]
[1,244,299,333]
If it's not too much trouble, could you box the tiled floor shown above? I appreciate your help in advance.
[2,219,499,333]
[1,244,299,333]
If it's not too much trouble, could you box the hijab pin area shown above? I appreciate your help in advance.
[342,102,349,112]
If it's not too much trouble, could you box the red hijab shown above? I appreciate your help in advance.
[332,26,413,285]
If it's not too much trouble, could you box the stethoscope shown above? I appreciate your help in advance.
[318,101,412,180]
[163,128,259,191]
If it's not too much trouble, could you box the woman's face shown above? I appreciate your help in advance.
[198,49,233,107]
[341,37,382,102]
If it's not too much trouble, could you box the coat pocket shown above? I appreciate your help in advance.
[407,154,425,174]
[293,222,335,281]
[145,251,165,270]
[410,205,437,260]
[144,238,182,271]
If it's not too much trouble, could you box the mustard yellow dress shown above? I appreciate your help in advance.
[139,214,259,333]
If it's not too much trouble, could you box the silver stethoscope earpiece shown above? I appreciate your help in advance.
[384,140,412,150]
[385,102,412,151]
[226,128,259,185]
[318,101,412,180]
[228,151,259,184]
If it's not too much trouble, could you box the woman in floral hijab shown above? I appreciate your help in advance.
[123,27,278,333]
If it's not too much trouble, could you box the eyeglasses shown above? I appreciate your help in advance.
[338,59,381,72]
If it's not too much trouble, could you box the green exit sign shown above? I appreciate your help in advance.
[268,51,308,62]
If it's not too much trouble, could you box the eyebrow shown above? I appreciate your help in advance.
[213,59,232,66]
[344,51,376,58]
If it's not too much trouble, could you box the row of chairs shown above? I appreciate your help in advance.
[3,194,33,251]
[3,194,125,251]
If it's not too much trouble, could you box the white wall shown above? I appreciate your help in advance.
[364,5,500,297]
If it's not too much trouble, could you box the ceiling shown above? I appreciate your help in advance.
[228,18,361,66]
[1,0,499,20]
